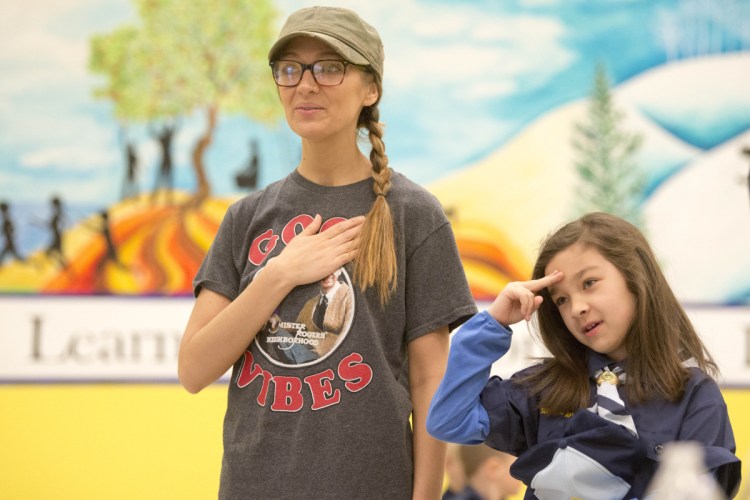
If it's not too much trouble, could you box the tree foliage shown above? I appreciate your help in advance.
[572,63,645,227]
[89,0,281,201]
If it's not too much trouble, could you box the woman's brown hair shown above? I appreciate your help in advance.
[354,72,397,304]
[521,212,717,414]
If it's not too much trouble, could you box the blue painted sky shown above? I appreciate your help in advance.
[0,0,747,214]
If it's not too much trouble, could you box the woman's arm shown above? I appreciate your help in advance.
[178,260,295,393]
[408,327,450,500]
[178,215,364,393]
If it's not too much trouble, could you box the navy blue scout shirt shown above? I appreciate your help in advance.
[427,311,741,499]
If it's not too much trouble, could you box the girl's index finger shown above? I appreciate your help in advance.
[525,270,564,292]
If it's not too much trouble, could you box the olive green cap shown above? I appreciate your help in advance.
[268,6,384,80]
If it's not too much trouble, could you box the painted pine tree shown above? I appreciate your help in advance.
[572,63,645,227]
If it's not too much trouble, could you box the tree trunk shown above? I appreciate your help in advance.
[190,104,217,205]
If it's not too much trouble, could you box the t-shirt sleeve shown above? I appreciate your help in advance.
[193,207,242,301]
[404,222,477,342]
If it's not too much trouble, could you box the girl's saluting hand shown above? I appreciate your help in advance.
[487,271,563,327]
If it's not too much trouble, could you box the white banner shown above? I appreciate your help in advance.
[0,297,748,386]
[484,304,750,388]
[0,296,194,382]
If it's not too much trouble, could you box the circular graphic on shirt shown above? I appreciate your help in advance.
[255,266,355,368]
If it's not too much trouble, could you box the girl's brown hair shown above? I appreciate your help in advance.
[521,212,717,414]
[354,72,397,304]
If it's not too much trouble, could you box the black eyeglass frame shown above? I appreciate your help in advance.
[269,59,354,87]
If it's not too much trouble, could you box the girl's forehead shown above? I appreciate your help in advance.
[544,243,613,279]
[546,242,594,266]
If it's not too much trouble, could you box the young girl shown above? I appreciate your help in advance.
[427,212,741,499]
[178,6,476,499]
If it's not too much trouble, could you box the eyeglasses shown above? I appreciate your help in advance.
[270,59,352,87]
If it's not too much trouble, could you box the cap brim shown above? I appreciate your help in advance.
[268,32,370,67]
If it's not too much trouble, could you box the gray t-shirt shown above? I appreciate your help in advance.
[194,169,477,499]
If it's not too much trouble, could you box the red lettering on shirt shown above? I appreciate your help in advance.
[281,214,314,245]
[338,352,373,393]
[304,369,341,410]
[235,350,373,412]
[248,229,279,266]
[271,376,304,412]
[236,351,272,406]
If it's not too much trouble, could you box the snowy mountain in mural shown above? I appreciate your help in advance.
[429,52,750,305]
[644,130,750,304]
[618,53,750,305]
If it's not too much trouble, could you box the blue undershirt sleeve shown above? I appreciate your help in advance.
[426,310,513,444]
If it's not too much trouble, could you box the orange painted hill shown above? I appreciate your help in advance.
[1,189,530,301]
[0,193,235,296]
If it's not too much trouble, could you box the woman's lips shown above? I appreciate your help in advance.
[295,104,323,116]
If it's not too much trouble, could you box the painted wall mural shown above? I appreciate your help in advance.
[2,2,749,498]
[1,0,748,305]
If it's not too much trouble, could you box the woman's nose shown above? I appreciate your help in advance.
[296,68,319,92]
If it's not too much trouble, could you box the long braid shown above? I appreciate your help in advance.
[354,88,397,305]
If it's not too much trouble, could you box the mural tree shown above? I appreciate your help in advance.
[571,63,645,227]
[90,0,281,204]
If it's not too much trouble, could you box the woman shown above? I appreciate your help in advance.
[178,6,476,499]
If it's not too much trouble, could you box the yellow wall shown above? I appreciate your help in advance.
[1,385,747,499]
[0,385,226,500]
